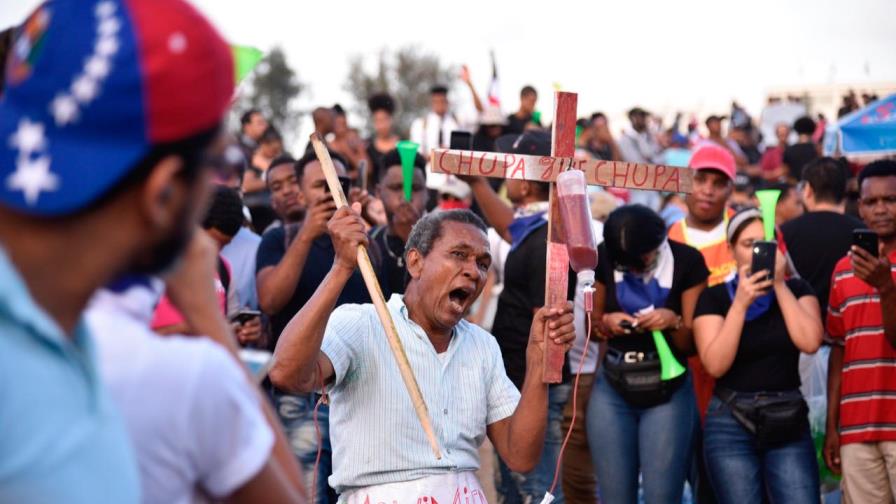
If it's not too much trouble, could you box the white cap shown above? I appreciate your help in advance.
[577,269,596,287]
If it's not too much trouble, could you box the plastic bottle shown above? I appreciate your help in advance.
[556,169,598,311]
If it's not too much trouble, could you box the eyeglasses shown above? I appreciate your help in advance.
[859,195,896,208]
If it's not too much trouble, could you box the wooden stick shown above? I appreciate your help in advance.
[309,133,442,460]
[542,91,577,383]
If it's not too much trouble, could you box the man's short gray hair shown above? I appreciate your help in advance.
[404,210,487,260]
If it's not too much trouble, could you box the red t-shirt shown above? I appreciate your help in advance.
[760,145,784,175]
[826,251,896,445]
[151,257,230,331]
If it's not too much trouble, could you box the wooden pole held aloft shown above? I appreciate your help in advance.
[309,133,442,460]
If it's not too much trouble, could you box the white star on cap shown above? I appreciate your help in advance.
[8,118,46,155]
[95,1,116,19]
[98,17,120,37]
[84,55,110,80]
[96,35,119,57]
[6,155,58,205]
[71,75,99,103]
[50,94,80,126]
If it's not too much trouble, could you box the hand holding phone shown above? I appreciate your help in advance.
[750,240,777,283]
[853,229,879,257]
[851,228,894,290]
[733,263,775,309]
[229,308,261,325]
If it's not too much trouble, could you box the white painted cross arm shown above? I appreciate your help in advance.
[430,149,694,194]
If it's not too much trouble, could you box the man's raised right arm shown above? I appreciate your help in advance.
[257,198,336,314]
[269,204,368,393]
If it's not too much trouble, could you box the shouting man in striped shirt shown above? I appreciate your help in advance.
[270,206,576,501]
[825,159,896,504]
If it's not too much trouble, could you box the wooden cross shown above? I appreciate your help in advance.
[430,91,695,383]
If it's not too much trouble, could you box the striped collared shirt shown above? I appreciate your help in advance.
[321,294,521,493]
[827,252,896,445]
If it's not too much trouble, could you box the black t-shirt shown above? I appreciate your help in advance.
[597,240,709,361]
[255,225,370,350]
[491,223,574,389]
[505,113,541,135]
[366,140,388,185]
[694,278,815,392]
[472,130,499,152]
[782,143,818,181]
[741,144,762,165]
[369,226,408,298]
[781,211,864,311]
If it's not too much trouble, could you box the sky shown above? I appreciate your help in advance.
[3,0,895,144]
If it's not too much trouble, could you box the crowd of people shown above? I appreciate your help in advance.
[2,1,895,504]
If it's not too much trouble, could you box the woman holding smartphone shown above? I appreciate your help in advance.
[587,205,708,504]
[693,207,823,503]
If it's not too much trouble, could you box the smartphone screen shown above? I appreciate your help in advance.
[357,160,368,191]
[853,229,879,257]
[323,176,353,196]
[450,131,473,150]
[751,240,777,282]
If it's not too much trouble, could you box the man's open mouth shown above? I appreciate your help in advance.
[448,286,474,313]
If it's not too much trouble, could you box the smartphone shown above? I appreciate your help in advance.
[853,228,879,257]
[618,320,641,333]
[751,240,777,283]
[323,176,352,196]
[357,160,368,192]
[450,130,473,150]
[229,308,261,325]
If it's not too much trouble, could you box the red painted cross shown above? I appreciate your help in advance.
[431,92,694,382]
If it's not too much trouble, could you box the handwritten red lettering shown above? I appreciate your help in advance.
[435,150,448,173]
[632,164,648,187]
[509,158,527,179]
[539,157,554,181]
[502,154,516,178]
[480,153,497,175]
[613,162,629,187]
[662,167,681,192]
[653,165,667,189]
[457,151,473,174]
[592,160,609,185]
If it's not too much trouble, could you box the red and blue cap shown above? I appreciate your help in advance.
[0,0,234,216]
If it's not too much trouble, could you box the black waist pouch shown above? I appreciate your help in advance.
[603,348,685,408]
[716,387,809,446]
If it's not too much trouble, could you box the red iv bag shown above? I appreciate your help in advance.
[556,170,598,311]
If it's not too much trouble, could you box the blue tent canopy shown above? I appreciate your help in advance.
[825,93,896,156]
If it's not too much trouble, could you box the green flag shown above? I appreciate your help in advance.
[231,45,263,83]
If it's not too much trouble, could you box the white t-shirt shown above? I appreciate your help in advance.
[86,286,274,504]
[681,219,727,249]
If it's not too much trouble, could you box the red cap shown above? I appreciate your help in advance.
[688,143,736,181]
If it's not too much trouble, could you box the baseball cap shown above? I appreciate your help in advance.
[495,130,551,156]
[0,0,234,216]
[479,106,508,126]
[688,143,736,182]
[435,176,471,200]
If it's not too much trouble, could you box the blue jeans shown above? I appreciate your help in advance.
[495,383,571,503]
[586,370,698,504]
[272,390,338,503]
[703,395,819,504]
